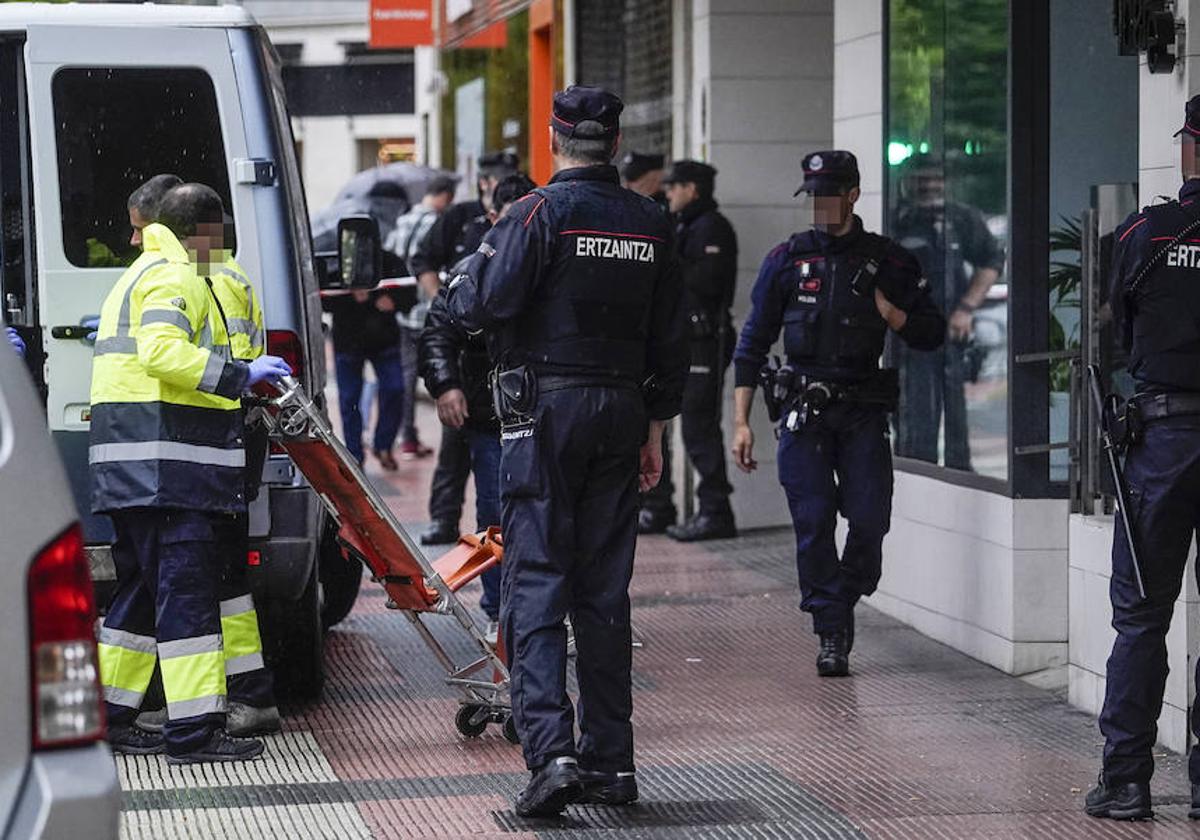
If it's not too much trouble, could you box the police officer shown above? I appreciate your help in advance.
[732,151,944,677]
[448,86,686,817]
[640,160,738,541]
[1085,94,1200,822]
[125,177,280,739]
[412,151,520,545]
[92,184,291,763]
[620,151,666,206]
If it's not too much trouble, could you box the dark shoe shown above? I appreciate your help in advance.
[665,513,736,542]
[420,521,459,545]
[108,723,165,755]
[135,707,167,734]
[515,756,582,818]
[579,769,638,805]
[637,508,675,535]
[1190,783,1200,819]
[1085,774,1152,820]
[816,631,850,677]
[373,448,399,471]
[166,730,265,765]
[227,703,282,737]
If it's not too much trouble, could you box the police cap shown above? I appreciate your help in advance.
[551,85,623,139]
[794,150,860,196]
[662,160,717,191]
[478,151,520,176]
[620,151,665,182]
[1176,94,1200,139]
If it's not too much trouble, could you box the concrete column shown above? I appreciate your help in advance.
[677,0,834,530]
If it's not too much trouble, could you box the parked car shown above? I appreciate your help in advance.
[0,2,362,701]
[0,337,120,840]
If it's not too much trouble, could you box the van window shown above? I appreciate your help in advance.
[52,68,235,268]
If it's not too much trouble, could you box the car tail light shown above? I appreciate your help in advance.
[27,525,105,749]
[267,329,304,383]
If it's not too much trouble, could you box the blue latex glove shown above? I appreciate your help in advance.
[80,315,100,345]
[246,354,293,387]
[6,327,24,358]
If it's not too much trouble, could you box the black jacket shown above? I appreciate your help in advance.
[676,197,738,333]
[322,290,404,355]
[418,254,498,433]
[408,199,490,277]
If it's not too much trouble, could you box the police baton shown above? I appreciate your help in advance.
[1087,363,1147,600]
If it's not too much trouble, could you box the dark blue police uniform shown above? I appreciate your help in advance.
[448,87,686,812]
[734,151,944,671]
[1089,175,1200,815]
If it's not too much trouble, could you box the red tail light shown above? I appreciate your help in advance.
[267,329,304,383]
[27,524,105,749]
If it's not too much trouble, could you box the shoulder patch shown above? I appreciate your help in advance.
[170,296,187,311]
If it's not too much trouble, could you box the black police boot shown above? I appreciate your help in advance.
[665,512,736,543]
[1189,783,1200,819]
[108,723,166,755]
[1084,773,1152,820]
[816,631,850,677]
[515,756,582,818]
[166,730,265,765]
[420,520,459,546]
[638,508,674,535]
[579,769,639,805]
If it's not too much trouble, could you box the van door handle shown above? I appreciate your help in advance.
[51,325,93,339]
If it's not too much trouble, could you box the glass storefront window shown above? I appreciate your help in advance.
[885,0,1010,480]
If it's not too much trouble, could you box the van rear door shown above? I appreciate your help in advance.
[24,25,261,539]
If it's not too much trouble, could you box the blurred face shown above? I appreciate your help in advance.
[665,181,699,214]
[184,221,227,266]
[1183,136,1200,180]
[129,207,149,248]
[807,186,860,234]
[479,175,500,211]
[428,191,453,213]
[627,169,664,198]
[912,173,946,210]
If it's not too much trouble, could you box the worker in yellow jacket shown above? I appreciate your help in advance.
[92,182,291,764]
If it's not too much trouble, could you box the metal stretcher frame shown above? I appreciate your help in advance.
[259,376,515,741]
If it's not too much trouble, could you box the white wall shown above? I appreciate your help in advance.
[678,0,834,529]
[832,0,883,230]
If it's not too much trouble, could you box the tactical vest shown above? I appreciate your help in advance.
[1125,202,1200,392]
[514,187,668,381]
[779,232,890,382]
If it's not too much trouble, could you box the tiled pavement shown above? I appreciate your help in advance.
[117,398,1200,839]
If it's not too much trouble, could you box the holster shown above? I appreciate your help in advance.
[491,365,538,425]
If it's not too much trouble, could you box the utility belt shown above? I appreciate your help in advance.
[759,360,898,431]
[490,364,640,427]
[1110,391,1200,447]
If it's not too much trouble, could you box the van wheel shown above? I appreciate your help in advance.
[262,564,325,703]
[320,521,362,630]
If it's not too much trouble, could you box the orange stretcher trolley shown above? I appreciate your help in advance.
[258,376,516,743]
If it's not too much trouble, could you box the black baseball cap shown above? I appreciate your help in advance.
[1176,94,1200,139]
[551,85,623,139]
[794,150,860,196]
[662,160,717,190]
[620,151,665,182]
[478,151,520,176]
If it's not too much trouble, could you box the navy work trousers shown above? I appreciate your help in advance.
[500,386,644,773]
[1099,416,1200,786]
[777,404,893,634]
[466,428,502,620]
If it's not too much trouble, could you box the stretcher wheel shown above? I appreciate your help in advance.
[502,715,520,745]
[455,705,489,738]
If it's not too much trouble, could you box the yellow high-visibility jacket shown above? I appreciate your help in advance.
[209,252,265,362]
[89,223,250,514]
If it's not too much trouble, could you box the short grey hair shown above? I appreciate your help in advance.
[552,126,617,165]
[127,173,183,220]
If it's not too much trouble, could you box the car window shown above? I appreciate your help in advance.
[52,67,235,268]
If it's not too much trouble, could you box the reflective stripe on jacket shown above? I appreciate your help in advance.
[89,223,249,514]
[210,253,265,361]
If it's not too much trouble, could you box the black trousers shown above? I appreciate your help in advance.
[428,421,472,526]
[500,386,643,773]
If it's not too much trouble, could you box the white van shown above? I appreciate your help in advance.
[2,2,360,702]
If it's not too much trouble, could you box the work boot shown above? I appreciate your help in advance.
[579,769,638,805]
[816,631,850,677]
[135,707,167,734]
[1190,783,1200,819]
[637,508,674,535]
[665,512,736,542]
[420,520,459,545]
[166,730,265,765]
[108,723,165,755]
[515,756,582,818]
[227,703,282,737]
[1085,773,1152,820]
